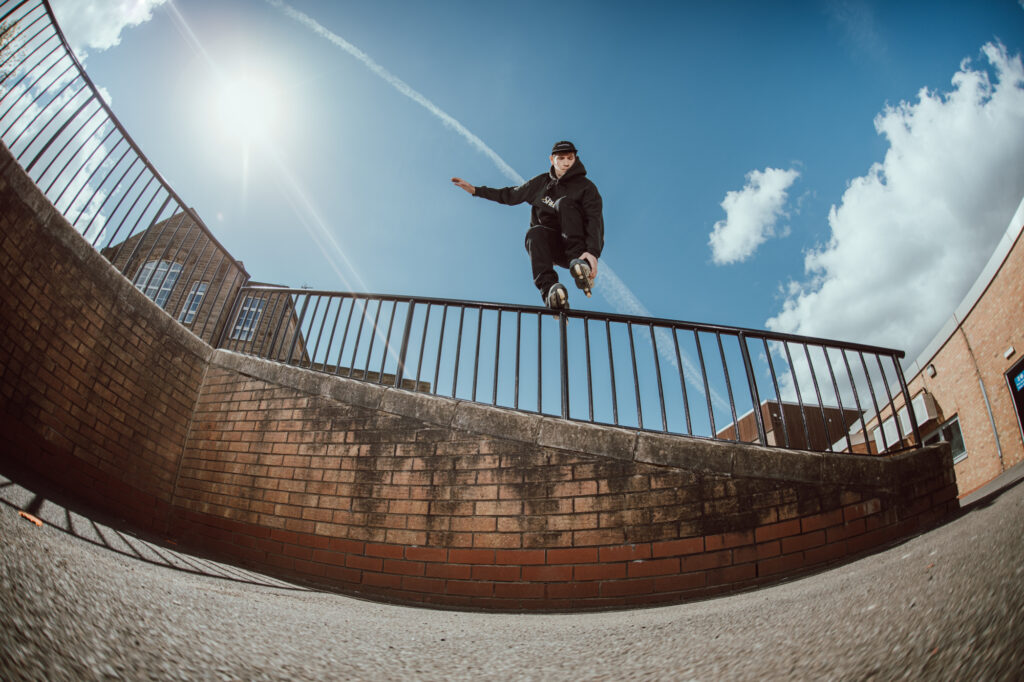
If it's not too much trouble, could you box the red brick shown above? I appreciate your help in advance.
[365,543,404,559]
[547,547,599,564]
[425,563,471,580]
[262,553,294,571]
[804,541,849,565]
[755,519,801,543]
[405,546,447,563]
[847,525,903,555]
[494,582,547,599]
[382,559,425,576]
[781,530,826,554]
[600,578,655,597]
[546,582,601,599]
[599,544,651,562]
[652,537,703,558]
[269,528,302,545]
[495,549,546,565]
[471,565,521,582]
[445,580,494,597]
[345,554,382,571]
[704,530,754,551]
[522,565,572,582]
[627,557,680,578]
[324,565,361,583]
[758,553,806,576]
[297,533,331,550]
[826,518,866,543]
[653,573,706,592]
[292,559,328,578]
[362,572,402,589]
[574,563,627,581]
[449,548,496,564]
[680,550,732,573]
[706,564,757,585]
[401,576,446,594]
[800,508,844,533]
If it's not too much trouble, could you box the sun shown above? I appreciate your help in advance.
[215,72,281,143]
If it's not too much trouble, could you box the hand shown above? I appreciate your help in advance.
[451,177,476,195]
[580,252,598,280]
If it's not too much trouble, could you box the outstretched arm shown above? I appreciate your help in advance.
[451,177,476,195]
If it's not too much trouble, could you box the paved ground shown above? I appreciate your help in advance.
[1,469,1022,681]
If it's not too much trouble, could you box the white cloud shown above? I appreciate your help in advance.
[50,0,167,56]
[767,42,1024,362]
[709,167,800,265]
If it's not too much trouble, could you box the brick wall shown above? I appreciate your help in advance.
[907,223,1024,496]
[0,144,960,610]
[0,149,211,528]
[168,351,957,610]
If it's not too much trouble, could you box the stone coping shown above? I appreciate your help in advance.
[211,349,944,490]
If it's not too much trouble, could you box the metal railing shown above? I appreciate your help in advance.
[0,0,248,346]
[224,287,921,454]
[0,0,921,455]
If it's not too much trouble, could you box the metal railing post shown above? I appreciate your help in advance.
[894,354,921,447]
[559,311,569,419]
[394,300,415,388]
[739,332,768,446]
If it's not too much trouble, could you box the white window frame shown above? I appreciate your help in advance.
[133,260,182,309]
[923,416,967,464]
[178,281,208,325]
[231,296,265,342]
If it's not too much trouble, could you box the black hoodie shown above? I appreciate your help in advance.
[474,158,604,258]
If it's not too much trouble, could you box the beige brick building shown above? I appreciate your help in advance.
[900,199,1024,496]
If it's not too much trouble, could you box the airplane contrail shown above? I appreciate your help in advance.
[267,0,729,410]
[266,0,522,186]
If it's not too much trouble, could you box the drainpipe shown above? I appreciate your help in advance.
[958,324,1005,472]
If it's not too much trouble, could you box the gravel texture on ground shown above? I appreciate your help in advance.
[1,472,1022,681]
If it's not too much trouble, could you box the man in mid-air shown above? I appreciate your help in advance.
[451,140,604,310]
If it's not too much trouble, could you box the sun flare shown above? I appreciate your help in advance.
[215,73,281,143]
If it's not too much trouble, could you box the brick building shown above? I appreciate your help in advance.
[716,400,865,452]
[895,199,1024,496]
[101,210,308,363]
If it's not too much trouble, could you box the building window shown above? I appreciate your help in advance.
[924,416,967,464]
[178,282,208,325]
[133,260,182,309]
[231,296,265,342]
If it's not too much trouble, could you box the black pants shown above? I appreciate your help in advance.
[523,201,587,301]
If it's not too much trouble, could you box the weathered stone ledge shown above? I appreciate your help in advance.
[210,349,937,491]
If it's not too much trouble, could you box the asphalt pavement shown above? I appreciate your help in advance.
[1,468,1022,681]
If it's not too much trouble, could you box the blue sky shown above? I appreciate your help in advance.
[51,0,1024,365]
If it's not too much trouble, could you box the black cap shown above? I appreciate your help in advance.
[551,140,578,155]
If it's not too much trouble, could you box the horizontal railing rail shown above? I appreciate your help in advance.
[224,286,922,454]
[1,0,921,455]
[0,0,249,346]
